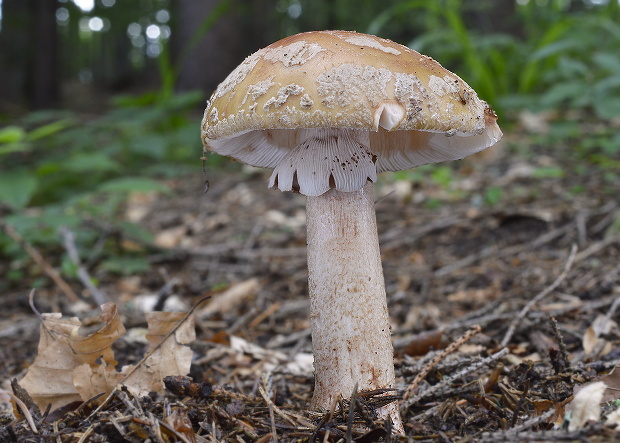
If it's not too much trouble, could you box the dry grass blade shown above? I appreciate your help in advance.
[5,391,38,434]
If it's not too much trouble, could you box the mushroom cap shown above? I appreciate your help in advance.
[202,30,502,196]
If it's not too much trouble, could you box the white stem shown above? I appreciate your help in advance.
[306,181,403,432]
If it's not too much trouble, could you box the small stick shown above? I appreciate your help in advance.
[402,347,509,412]
[434,224,571,277]
[259,386,278,442]
[548,315,570,370]
[480,409,555,441]
[345,383,358,443]
[2,222,80,303]
[501,244,577,347]
[59,226,108,305]
[258,385,298,428]
[401,324,482,405]
[76,425,95,443]
[574,235,620,263]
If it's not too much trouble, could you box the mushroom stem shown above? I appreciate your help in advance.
[306,181,403,432]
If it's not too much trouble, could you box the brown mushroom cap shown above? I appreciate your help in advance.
[202,30,502,196]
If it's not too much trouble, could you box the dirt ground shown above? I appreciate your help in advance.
[1,128,619,441]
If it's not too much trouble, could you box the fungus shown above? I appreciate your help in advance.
[201,30,502,432]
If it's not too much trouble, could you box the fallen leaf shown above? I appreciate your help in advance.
[606,408,620,427]
[599,365,620,404]
[447,289,495,303]
[121,311,195,397]
[583,314,617,357]
[229,335,313,376]
[198,278,260,319]
[19,303,125,411]
[401,329,443,357]
[125,191,158,223]
[568,381,607,431]
[19,303,196,412]
[154,225,187,248]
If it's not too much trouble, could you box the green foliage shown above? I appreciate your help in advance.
[483,186,503,207]
[364,0,620,120]
[0,91,203,284]
[531,166,565,179]
[0,170,38,210]
[100,256,151,276]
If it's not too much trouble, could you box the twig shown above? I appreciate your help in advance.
[603,294,620,325]
[261,386,310,428]
[59,226,108,305]
[2,222,80,303]
[549,315,570,370]
[574,235,620,263]
[480,409,555,442]
[501,244,578,347]
[346,383,358,443]
[158,414,193,443]
[401,325,482,406]
[76,424,94,443]
[402,347,509,412]
[380,214,462,251]
[434,224,571,277]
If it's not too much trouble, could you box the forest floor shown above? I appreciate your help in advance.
[1,122,620,442]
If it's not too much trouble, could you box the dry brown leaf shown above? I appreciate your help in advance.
[154,225,187,248]
[447,288,495,303]
[198,278,260,318]
[599,365,620,404]
[120,311,195,397]
[19,303,125,411]
[401,329,443,357]
[125,190,158,223]
[606,408,620,427]
[583,314,617,356]
[229,335,313,376]
[568,381,607,431]
[19,303,196,412]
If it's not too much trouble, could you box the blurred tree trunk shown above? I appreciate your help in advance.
[172,0,244,94]
[0,0,59,110]
[470,0,520,36]
[0,0,31,110]
[32,0,60,108]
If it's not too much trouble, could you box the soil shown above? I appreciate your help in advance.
[1,130,619,442]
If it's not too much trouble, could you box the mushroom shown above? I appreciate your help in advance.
[201,30,502,432]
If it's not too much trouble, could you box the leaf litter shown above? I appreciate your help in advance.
[1,120,620,441]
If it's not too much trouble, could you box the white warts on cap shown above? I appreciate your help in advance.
[262,40,324,67]
[241,77,276,105]
[263,84,305,111]
[214,52,262,99]
[208,107,218,123]
[428,75,460,97]
[316,64,392,108]
[300,94,314,109]
[341,35,402,55]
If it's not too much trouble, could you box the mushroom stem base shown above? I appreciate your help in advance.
[306,182,402,432]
